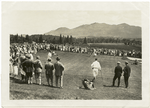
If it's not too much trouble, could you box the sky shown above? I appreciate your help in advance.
[2,2,142,35]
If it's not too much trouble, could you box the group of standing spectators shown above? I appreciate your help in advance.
[10,46,65,88]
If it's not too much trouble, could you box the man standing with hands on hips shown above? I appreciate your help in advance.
[91,58,101,82]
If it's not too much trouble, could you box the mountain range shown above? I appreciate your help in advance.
[45,23,141,38]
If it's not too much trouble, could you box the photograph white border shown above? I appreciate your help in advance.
[1,1,149,107]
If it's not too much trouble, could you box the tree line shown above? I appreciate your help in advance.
[10,34,141,46]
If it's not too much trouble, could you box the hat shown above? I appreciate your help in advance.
[26,54,31,59]
[36,56,40,59]
[125,61,128,64]
[117,61,121,64]
[47,58,51,61]
[56,57,60,61]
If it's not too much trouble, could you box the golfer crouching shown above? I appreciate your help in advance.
[80,79,96,90]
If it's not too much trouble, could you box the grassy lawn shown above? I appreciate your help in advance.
[10,50,141,100]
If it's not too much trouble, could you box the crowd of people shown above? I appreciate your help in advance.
[10,43,142,59]
[10,42,133,90]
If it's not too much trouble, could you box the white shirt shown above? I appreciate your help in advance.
[47,52,52,59]
[30,54,34,60]
[91,61,101,70]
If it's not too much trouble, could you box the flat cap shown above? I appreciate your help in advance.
[56,57,60,61]
[125,61,128,64]
[36,56,40,59]
[117,61,121,64]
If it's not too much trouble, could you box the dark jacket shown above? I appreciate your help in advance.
[114,65,122,77]
[22,59,34,73]
[45,62,54,75]
[123,65,131,77]
[54,61,64,76]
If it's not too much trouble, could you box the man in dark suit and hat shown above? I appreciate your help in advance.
[112,61,122,87]
[123,61,131,88]
[54,57,64,88]
[45,58,54,86]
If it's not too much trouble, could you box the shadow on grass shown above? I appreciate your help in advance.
[103,85,118,87]
[42,84,60,88]
[10,77,27,84]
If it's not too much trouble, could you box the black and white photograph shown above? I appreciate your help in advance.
[1,1,149,107]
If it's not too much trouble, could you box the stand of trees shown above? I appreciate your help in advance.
[10,34,141,46]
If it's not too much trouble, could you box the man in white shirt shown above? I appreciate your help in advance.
[47,50,52,60]
[91,58,101,82]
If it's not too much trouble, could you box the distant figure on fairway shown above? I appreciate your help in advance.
[45,58,54,86]
[54,57,64,88]
[47,50,52,60]
[112,61,122,87]
[123,61,131,88]
[91,58,101,82]
[34,56,43,85]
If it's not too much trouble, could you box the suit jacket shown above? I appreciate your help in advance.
[45,62,54,75]
[34,59,43,73]
[22,59,34,73]
[54,61,64,76]
[114,65,122,77]
[123,65,131,77]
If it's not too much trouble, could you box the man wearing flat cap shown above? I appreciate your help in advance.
[123,61,131,88]
[45,58,54,86]
[34,56,43,85]
[112,61,122,87]
[54,57,64,88]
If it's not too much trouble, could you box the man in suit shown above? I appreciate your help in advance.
[54,57,64,88]
[123,61,131,88]
[45,58,54,86]
[21,54,34,84]
[34,56,43,85]
[112,61,122,87]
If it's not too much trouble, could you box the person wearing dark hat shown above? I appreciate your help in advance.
[45,58,54,86]
[34,56,43,85]
[21,54,34,84]
[54,57,64,88]
[123,61,131,88]
[112,61,122,87]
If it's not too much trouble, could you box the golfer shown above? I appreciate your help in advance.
[47,50,52,60]
[91,58,101,82]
